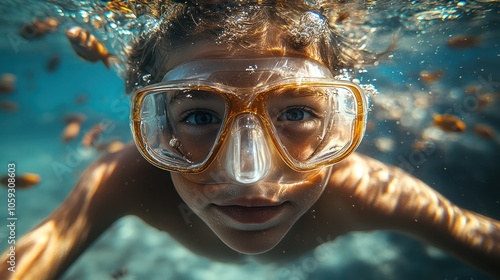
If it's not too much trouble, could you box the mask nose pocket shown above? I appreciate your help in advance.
[224,114,271,184]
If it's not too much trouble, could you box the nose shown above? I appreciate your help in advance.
[222,113,272,184]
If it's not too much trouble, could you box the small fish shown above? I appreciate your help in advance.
[419,70,443,84]
[20,18,58,40]
[0,100,19,112]
[446,35,481,49]
[0,83,15,94]
[96,140,125,154]
[82,123,105,147]
[62,122,82,143]
[62,113,86,142]
[412,138,436,153]
[477,94,495,110]
[64,113,87,125]
[412,139,427,152]
[0,173,41,189]
[106,141,125,153]
[65,26,119,69]
[106,0,134,14]
[432,114,466,133]
[46,53,61,72]
[0,73,16,94]
[474,124,495,139]
[464,84,482,95]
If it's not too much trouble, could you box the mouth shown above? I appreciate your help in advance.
[213,200,288,225]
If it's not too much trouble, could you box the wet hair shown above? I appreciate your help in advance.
[125,1,373,93]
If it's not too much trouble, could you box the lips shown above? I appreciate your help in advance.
[214,201,287,224]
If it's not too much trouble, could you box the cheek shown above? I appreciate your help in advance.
[170,173,216,214]
[288,167,331,207]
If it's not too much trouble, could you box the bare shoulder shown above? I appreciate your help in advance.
[308,153,500,277]
[318,152,438,230]
[324,152,403,202]
[77,142,182,223]
[328,152,400,190]
[0,144,177,280]
[329,152,431,198]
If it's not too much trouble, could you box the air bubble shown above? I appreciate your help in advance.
[245,65,258,73]
[301,11,326,34]
[291,11,327,46]
[142,73,151,83]
[78,10,90,23]
[169,138,180,148]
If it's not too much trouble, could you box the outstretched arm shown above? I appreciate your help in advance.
[0,147,133,280]
[328,153,500,277]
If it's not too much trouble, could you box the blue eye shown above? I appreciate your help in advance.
[184,111,221,125]
[278,107,313,121]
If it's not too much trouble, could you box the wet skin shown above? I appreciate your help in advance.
[2,42,500,280]
[1,143,499,280]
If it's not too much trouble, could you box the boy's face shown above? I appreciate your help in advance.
[165,40,333,254]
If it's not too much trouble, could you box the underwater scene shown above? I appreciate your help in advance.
[1,0,500,279]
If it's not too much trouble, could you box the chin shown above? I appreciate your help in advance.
[213,224,291,255]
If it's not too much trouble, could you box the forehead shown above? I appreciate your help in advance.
[162,56,334,90]
[162,38,322,74]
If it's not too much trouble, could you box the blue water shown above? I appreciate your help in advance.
[1,1,500,279]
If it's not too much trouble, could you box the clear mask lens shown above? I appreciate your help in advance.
[137,88,227,171]
[134,82,365,172]
[131,57,368,173]
[265,85,361,169]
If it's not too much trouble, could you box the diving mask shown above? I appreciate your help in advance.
[131,56,368,181]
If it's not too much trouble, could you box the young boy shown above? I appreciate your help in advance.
[2,1,499,279]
